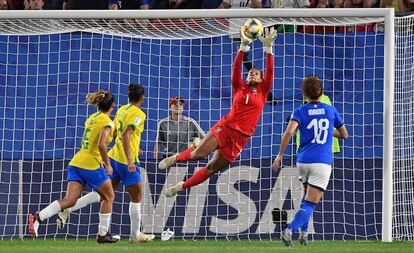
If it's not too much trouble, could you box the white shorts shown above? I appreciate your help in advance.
[297,163,332,191]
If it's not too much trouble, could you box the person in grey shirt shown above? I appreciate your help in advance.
[154,96,205,159]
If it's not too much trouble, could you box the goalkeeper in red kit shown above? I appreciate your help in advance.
[159,27,277,197]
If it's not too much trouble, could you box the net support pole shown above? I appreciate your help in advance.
[18,160,23,240]
[382,8,395,243]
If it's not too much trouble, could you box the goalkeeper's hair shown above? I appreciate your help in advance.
[128,83,145,103]
[86,90,114,112]
[302,76,323,100]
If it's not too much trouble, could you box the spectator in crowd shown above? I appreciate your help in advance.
[380,0,399,10]
[202,0,221,8]
[397,0,414,11]
[154,96,205,160]
[108,0,149,10]
[43,0,64,9]
[150,0,201,9]
[218,0,263,8]
[0,0,9,9]
[28,0,44,9]
[343,0,379,7]
[63,0,107,9]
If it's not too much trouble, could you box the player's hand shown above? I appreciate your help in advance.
[139,149,144,156]
[259,27,277,54]
[239,27,253,52]
[272,155,282,172]
[105,164,113,176]
[128,160,137,173]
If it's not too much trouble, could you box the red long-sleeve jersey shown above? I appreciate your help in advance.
[218,51,274,136]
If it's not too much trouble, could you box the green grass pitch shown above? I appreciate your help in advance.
[1,240,413,253]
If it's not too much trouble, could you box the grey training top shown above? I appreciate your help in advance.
[156,116,205,156]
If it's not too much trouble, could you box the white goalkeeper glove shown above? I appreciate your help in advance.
[259,27,277,55]
[239,28,253,52]
[189,137,202,149]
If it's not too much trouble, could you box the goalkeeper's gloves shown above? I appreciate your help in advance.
[259,27,277,55]
[239,28,252,52]
[190,137,202,149]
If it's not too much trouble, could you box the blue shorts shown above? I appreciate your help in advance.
[110,158,142,186]
[66,165,109,190]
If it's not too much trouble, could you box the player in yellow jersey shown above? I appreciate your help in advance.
[28,90,118,243]
[56,84,154,243]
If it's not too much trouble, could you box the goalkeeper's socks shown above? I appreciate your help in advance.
[39,200,61,221]
[68,191,101,213]
[288,200,316,232]
[98,213,111,236]
[176,147,194,162]
[182,167,210,189]
[129,202,141,239]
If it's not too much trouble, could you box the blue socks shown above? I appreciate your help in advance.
[300,195,309,232]
[288,199,317,232]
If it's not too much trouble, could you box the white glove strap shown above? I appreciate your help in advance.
[239,44,250,52]
[265,46,273,55]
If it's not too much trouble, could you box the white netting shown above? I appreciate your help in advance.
[393,14,414,241]
[0,9,399,241]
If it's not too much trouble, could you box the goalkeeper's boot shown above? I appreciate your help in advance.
[281,228,293,247]
[28,213,40,238]
[130,233,155,243]
[159,154,177,170]
[56,209,70,229]
[165,181,184,197]
[299,231,308,246]
[96,232,118,244]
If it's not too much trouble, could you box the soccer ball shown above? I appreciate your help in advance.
[242,18,263,40]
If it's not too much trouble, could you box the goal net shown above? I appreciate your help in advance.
[393,14,414,241]
[0,9,400,241]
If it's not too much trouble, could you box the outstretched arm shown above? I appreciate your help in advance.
[232,51,245,91]
[232,29,253,92]
[259,27,277,92]
[263,52,274,91]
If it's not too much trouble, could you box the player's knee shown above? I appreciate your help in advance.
[129,193,142,203]
[101,191,115,203]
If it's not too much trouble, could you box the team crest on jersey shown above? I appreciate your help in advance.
[252,88,257,94]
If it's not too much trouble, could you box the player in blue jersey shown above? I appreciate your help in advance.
[272,76,348,247]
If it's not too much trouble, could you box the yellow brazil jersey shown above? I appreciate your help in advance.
[109,104,146,164]
[69,112,114,170]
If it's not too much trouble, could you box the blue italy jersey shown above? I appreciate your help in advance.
[291,102,344,165]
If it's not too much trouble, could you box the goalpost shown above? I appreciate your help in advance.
[0,9,401,242]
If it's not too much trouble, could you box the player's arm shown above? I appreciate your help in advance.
[259,27,277,91]
[232,50,246,91]
[334,125,349,139]
[232,29,253,91]
[122,126,136,172]
[98,126,113,175]
[154,121,165,159]
[272,119,299,171]
[333,108,348,139]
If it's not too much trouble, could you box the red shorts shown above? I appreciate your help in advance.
[210,121,250,163]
